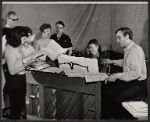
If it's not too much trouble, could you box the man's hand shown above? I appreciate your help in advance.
[102,59,113,64]
[106,73,122,82]
[107,73,118,82]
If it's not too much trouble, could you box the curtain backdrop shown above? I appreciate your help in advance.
[2,3,148,58]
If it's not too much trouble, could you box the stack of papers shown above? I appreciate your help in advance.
[48,67,63,73]
[23,50,46,64]
[28,62,50,71]
[122,101,148,118]
[28,61,46,68]
[85,72,108,82]
[45,39,68,61]
[64,69,85,77]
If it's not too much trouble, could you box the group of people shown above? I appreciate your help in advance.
[2,11,36,119]
[2,11,73,119]
[1,11,147,120]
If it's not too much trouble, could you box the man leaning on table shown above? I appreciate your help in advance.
[102,27,147,119]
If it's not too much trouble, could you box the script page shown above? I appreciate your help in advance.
[45,39,68,61]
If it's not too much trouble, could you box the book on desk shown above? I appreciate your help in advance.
[122,101,148,118]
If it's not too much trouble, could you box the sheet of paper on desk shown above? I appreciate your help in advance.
[45,39,68,61]
[58,54,99,73]
[58,54,87,72]
[41,67,63,73]
[28,65,63,73]
[84,58,98,73]
[122,101,148,117]
[85,72,108,82]
[64,69,85,77]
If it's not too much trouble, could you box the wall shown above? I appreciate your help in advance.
[111,4,148,57]
[2,3,148,57]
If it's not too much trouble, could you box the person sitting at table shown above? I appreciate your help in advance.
[102,27,147,119]
[50,21,73,56]
[4,26,36,119]
[85,39,107,72]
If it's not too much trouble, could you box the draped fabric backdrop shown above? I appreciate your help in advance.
[2,3,148,58]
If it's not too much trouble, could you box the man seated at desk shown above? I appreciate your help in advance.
[102,27,147,119]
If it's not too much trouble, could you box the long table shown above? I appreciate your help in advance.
[26,70,102,119]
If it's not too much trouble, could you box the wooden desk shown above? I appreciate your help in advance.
[26,70,101,119]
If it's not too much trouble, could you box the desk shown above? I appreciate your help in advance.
[26,70,102,119]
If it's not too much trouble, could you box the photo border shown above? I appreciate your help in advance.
[0,0,149,122]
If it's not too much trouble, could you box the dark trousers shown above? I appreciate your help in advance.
[7,74,26,119]
[102,79,147,119]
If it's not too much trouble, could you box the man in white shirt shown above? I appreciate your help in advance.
[102,27,147,119]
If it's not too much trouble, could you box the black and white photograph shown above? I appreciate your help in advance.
[1,1,149,120]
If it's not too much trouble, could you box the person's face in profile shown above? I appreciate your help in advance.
[56,24,64,35]
[89,44,99,55]
[42,28,51,38]
[7,14,18,28]
[21,33,33,48]
[116,30,128,48]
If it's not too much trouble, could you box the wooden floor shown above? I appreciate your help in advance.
[26,115,44,120]
[1,115,44,120]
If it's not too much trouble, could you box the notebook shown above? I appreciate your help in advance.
[122,101,148,118]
